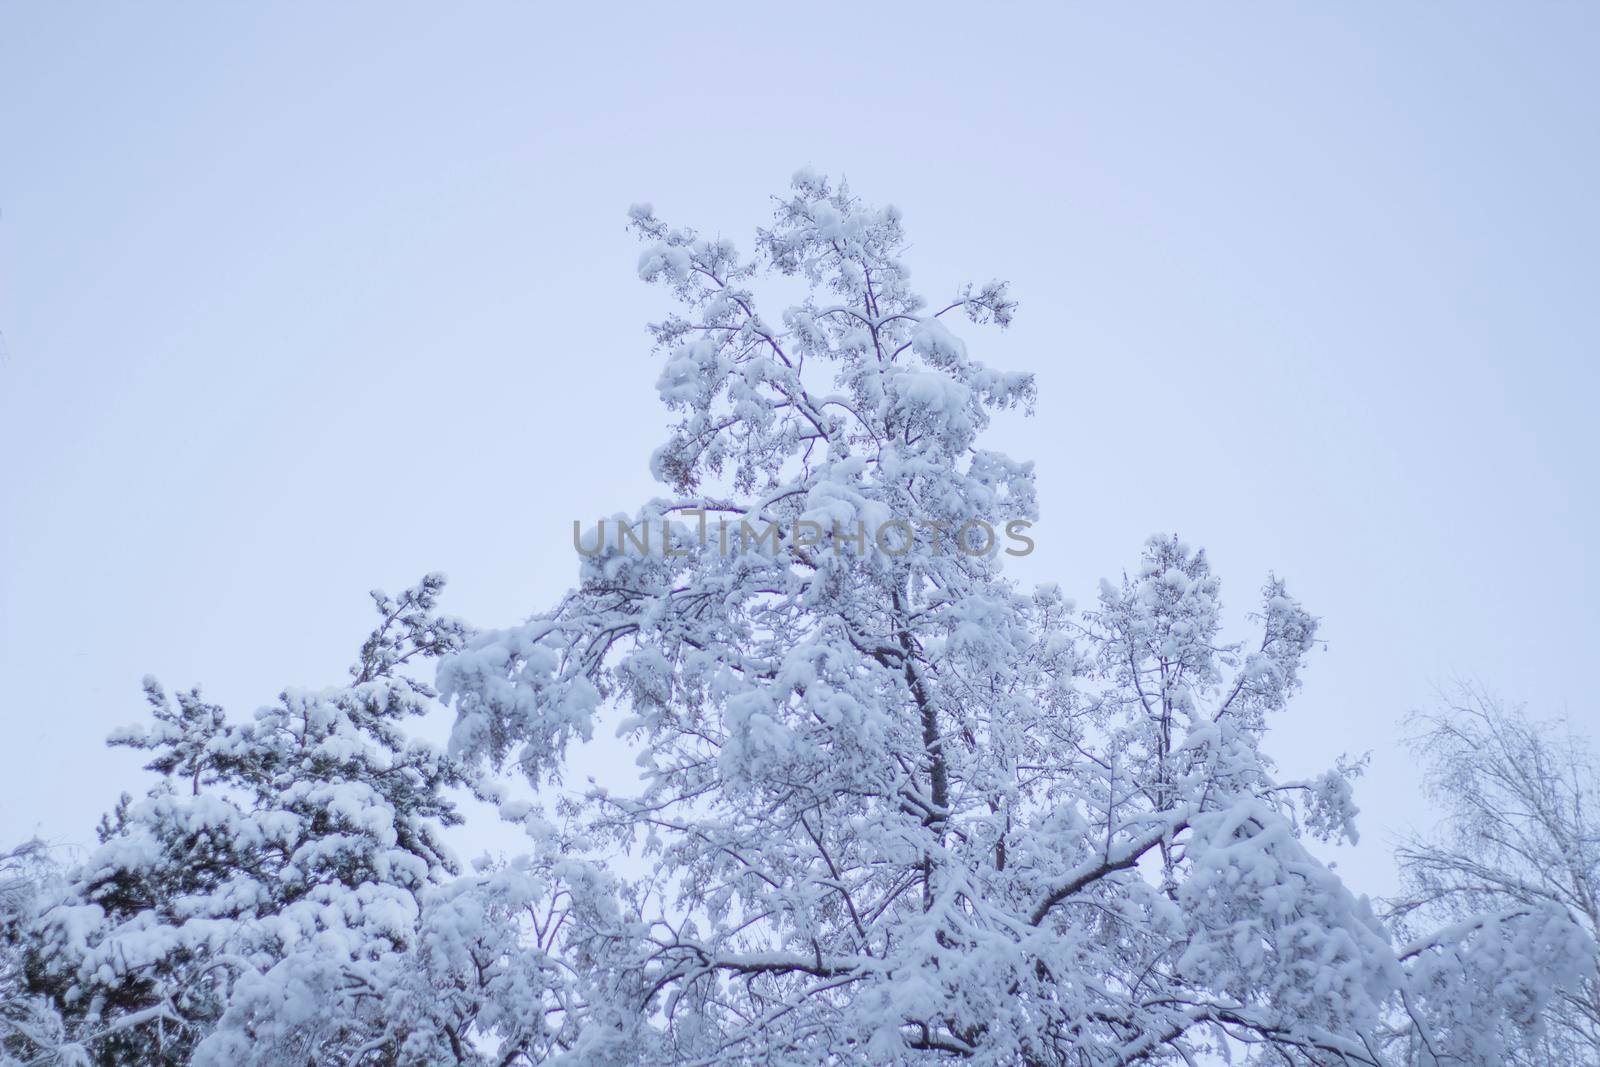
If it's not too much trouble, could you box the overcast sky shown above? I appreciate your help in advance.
[2,3,1596,896]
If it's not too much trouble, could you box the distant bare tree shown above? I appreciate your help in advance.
[1391,684,1600,1064]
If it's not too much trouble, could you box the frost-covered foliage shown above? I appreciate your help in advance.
[1,841,71,1062]
[1389,687,1600,1064]
[3,577,594,1066]
[433,172,1590,1064]
[5,174,1591,1066]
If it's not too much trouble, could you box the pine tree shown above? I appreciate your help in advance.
[18,577,488,1064]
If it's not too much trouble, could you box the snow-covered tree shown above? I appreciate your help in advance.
[1388,686,1600,1065]
[1,841,71,1063]
[438,171,1526,1064]
[7,576,588,1065]
[5,172,1590,1067]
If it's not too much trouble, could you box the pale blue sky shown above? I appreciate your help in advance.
[2,3,1596,894]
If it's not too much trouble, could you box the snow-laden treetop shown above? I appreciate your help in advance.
[433,172,1590,1064]
[6,172,1588,1067]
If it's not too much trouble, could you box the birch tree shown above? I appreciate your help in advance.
[439,171,1470,1065]
[1390,686,1600,1065]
